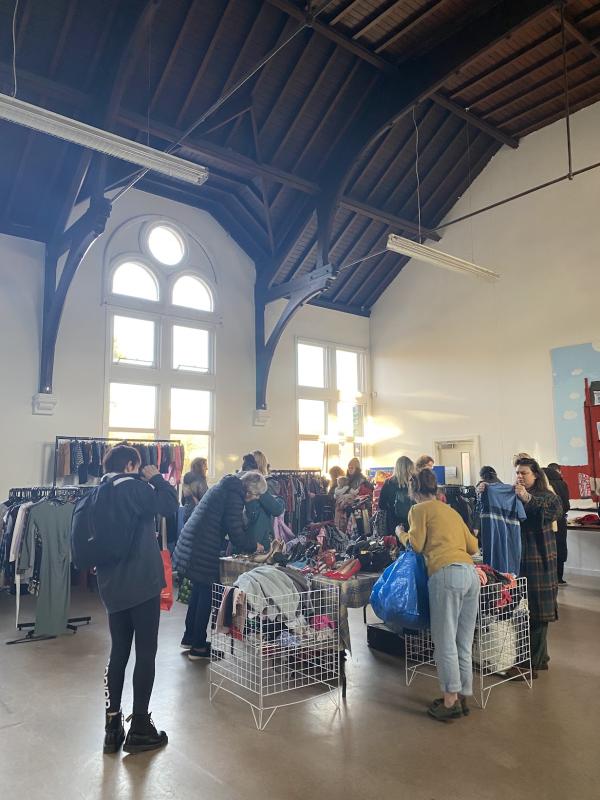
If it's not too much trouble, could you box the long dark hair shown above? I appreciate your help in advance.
[515,457,548,493]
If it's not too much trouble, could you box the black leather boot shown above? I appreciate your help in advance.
[123,713,168,754]
[104,711,125,754]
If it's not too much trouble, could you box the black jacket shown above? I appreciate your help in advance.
[378,477,414,534]
[173,474,252,585]
[95,473,179,614]
[544,468,570,535]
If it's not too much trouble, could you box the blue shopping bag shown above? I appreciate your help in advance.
[370,544,430,631]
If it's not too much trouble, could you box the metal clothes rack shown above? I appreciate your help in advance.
[5,485,95,645]
[52,435,182,487]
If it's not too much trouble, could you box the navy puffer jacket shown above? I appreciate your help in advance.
[173,474,252,584]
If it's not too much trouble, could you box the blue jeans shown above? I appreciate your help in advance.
[428,563,480,696]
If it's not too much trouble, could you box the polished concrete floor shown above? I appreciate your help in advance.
[0,574,598,800]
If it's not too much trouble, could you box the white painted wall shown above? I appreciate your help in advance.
[0,189,368,498]
[370,101,600,482]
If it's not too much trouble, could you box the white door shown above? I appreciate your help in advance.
[434,439,478,486]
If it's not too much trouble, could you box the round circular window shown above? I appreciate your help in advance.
[147,224,185,266]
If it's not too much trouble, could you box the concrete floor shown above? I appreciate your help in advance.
[0,574,598,800]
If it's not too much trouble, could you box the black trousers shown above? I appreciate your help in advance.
[184,582,214,649]
[556,530,568,581]
[530,619,549,669]
[105,595,160,715]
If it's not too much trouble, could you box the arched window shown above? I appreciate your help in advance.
[112,261,159,301]
[105,219,216,476]
[172,274,213,312]
[147,223,185,266]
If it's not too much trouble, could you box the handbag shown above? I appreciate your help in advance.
[160,521,174,612]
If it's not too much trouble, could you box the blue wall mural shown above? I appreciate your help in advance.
[551,342,600,465]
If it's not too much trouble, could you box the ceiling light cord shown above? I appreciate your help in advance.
[560,2,573,180]
[11,0,19,98]
[412,106,422,243]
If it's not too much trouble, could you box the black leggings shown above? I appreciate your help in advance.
[105,595,160,715]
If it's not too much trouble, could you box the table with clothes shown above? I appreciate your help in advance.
[219,556,378,652]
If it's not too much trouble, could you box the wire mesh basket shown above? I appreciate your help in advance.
[404,576,532,708]
[209,583,341,730]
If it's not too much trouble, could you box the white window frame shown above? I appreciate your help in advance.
[104,232,218,476]
[295,337,369,471]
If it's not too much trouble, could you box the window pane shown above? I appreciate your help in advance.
[171,433,210,474]
[147,224,184,266]
[112,316,155,366]
[297,343,325,388]
[109,383,156,429]
[172,276,213,311]
[109,432,153,444]
[112,262,158,301]
[298,399,325,436]
[172,325,209,372]
[336,349,360,399]
[336,401,354,437]
[171,388,210,431]
[299,440,324,470]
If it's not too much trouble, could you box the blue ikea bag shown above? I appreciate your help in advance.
[370,544,430,631]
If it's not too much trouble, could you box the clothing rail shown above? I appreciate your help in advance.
[5,484,93,646]
[53,435,182,487]
[270,469,322,475]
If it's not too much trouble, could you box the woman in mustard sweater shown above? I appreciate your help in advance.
[400,469,480,722]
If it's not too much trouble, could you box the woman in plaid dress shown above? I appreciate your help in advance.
[514,457,562,676]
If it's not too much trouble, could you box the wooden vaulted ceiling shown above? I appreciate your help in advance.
[1,0,600,314]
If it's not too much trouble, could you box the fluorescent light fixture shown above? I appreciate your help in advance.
[387,233,500,281]
[0,93,209,186]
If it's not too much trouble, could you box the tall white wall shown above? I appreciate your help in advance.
[0,189,368,498]
[370,101,600,481]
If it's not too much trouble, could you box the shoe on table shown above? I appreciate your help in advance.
[427,699,462,722]
[123,713,168,754]
[104,710,125,754]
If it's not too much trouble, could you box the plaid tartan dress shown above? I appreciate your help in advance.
[520,490,562,623]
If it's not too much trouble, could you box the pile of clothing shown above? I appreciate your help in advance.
[214,565,337,648]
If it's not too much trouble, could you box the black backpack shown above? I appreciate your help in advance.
[71,475,136,569]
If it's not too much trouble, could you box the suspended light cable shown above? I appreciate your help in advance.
[11,0,19,98]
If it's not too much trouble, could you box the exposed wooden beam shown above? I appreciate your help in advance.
[554,6,600,60]
[432,92,519,148]
[360,250,408,308]
[176,0,238,127]
[481,52,594,119]
[250,108,275,254]
[149,0,203,112]
[340,197,440,241]
[374,0,445,53]
[500,71,600,127]
[117,109,319,192]
[264,0,523,149]
[449,3,600,99]
[330,0,363,27]
[310,298,370,316]
[352,1,405,41]
[268,44,338,163]
[516,85,600,135]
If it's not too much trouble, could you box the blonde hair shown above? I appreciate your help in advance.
[415,454,434,472]
[394,456,415,488]
[252,450,269,476]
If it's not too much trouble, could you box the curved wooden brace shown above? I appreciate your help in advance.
[255,266,334,410]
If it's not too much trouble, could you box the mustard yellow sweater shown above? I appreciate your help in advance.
[401,499,479,576]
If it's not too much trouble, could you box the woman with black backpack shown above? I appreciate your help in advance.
[96,445,179,755]
[379,456,416,536]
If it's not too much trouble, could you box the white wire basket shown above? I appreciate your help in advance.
[405,576,532,708]
[209,583,341,730]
